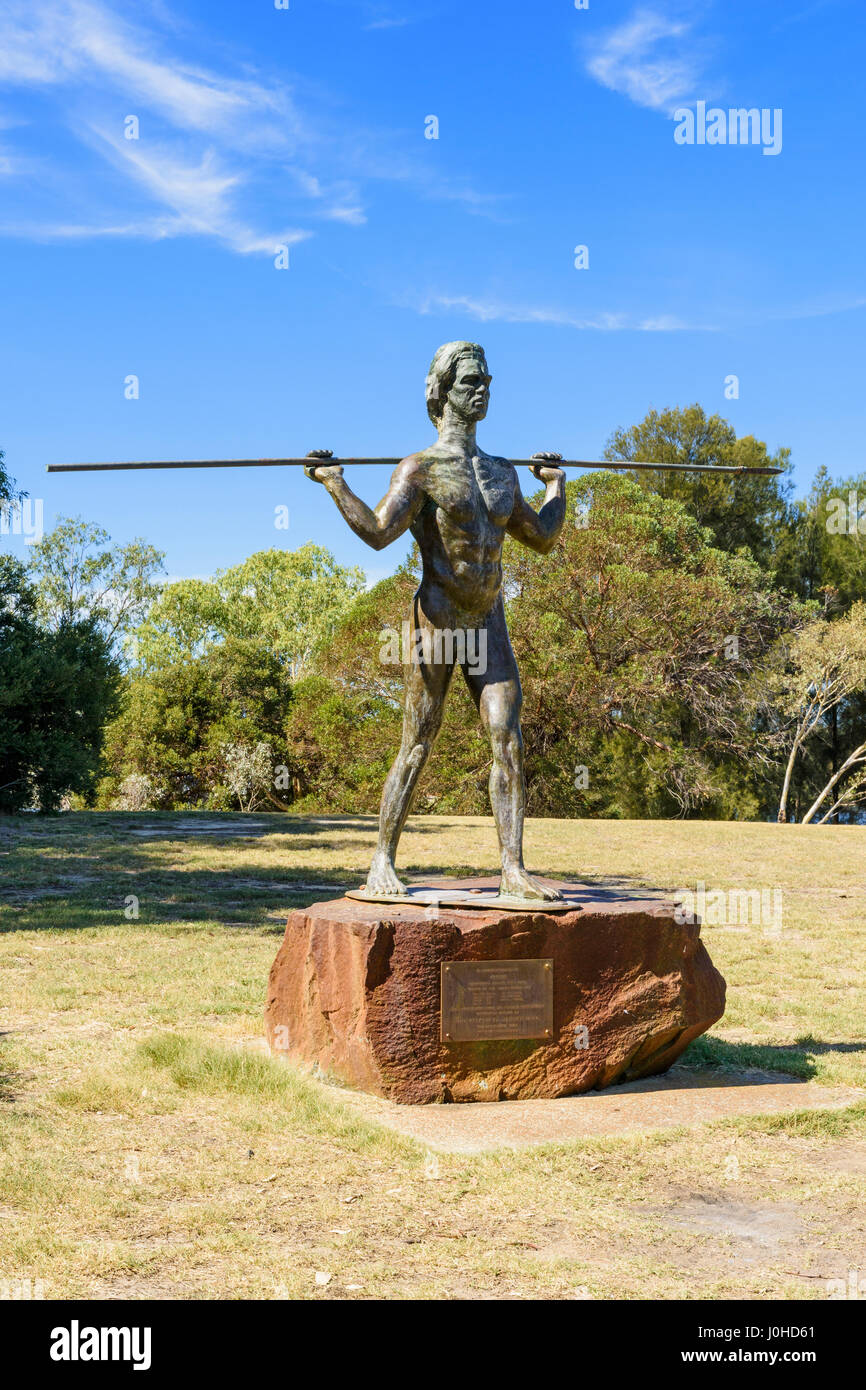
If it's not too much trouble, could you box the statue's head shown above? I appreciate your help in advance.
[425,341,490,427]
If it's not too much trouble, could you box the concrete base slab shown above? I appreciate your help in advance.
[330,1066,862,1153]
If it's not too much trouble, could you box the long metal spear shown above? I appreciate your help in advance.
[47,457,782,475]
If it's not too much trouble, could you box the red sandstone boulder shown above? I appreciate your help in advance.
[264,880,725,1104]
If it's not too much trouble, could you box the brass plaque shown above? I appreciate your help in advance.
[440,959,553,1042]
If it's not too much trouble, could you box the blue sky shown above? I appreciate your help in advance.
[1,0,863,583]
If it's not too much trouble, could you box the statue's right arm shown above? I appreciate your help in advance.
[306,456,423,552]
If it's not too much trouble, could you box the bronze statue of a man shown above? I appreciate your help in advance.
[305,341,566,901]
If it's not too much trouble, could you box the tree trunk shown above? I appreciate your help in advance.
[831,703,839,823]
[777,737,802,823]
[801,741,866,825]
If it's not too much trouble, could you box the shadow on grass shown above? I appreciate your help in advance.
[0,810,459,935]
[0,858,357,934]
[407,870,658,899]
[0,863,719,936]
[683,1033,866,1080]
[0,1033,21,1102]
[1,811,445,844]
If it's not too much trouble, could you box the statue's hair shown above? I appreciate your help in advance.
[425,341,487,424]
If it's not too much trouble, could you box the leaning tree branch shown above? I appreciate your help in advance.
[802,741,866,825]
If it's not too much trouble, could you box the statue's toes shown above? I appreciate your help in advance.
[365,862,407,897]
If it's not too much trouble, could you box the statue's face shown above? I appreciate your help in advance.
[447,355,491,424]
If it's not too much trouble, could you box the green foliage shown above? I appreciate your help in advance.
[605,403,794,566]
[98,636,293,810]
[135,542,364,678]
[285,571,412,811]
[0,447,16,503]
[767,469,866,811]
[753,603,866,823]
[285,478,806,819]
[16,404,864,824]
[773,465,866,611]
[0,557,121,813]
[98,542,364,808]
[131,578,223,666]
[26,516,165,655]
[505,473,806,817]
[284,563,497,814]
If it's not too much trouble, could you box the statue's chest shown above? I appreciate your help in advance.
[425,457,515,528]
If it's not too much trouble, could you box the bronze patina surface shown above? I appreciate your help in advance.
[440,958,554,1042]
[306,342,568,905]
[345,885,575,912]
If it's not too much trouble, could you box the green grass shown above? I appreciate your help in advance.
[137,1032,420,1156]
[0,810,864,1300]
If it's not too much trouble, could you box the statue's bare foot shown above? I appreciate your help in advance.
[498,867,563,902]
[364,854,407,897]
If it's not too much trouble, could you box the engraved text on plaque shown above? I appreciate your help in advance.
[440,959,553,1042]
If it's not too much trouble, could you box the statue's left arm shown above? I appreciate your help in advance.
[506,454,567,554]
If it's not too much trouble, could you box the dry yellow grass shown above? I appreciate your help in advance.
[0,811,864,1300]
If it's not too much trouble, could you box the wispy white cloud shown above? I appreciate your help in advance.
[0,127,311,255]
[406,292,709,332]
[583,7,706,114]
[748,293,866,325]
[0,1,314,252]
[0,2,291,135]
[0,0,502,253]
[365,16,412,29]
[89,130,313,254]
[336,0,418,30]
[284,167,367,227]
[0,218,177,241]
[405,289,866,334]
[0,10,72,83]
[421,183,511,220]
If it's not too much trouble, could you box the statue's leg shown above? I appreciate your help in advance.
[462,597,562,902]
[365,593,454,896]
